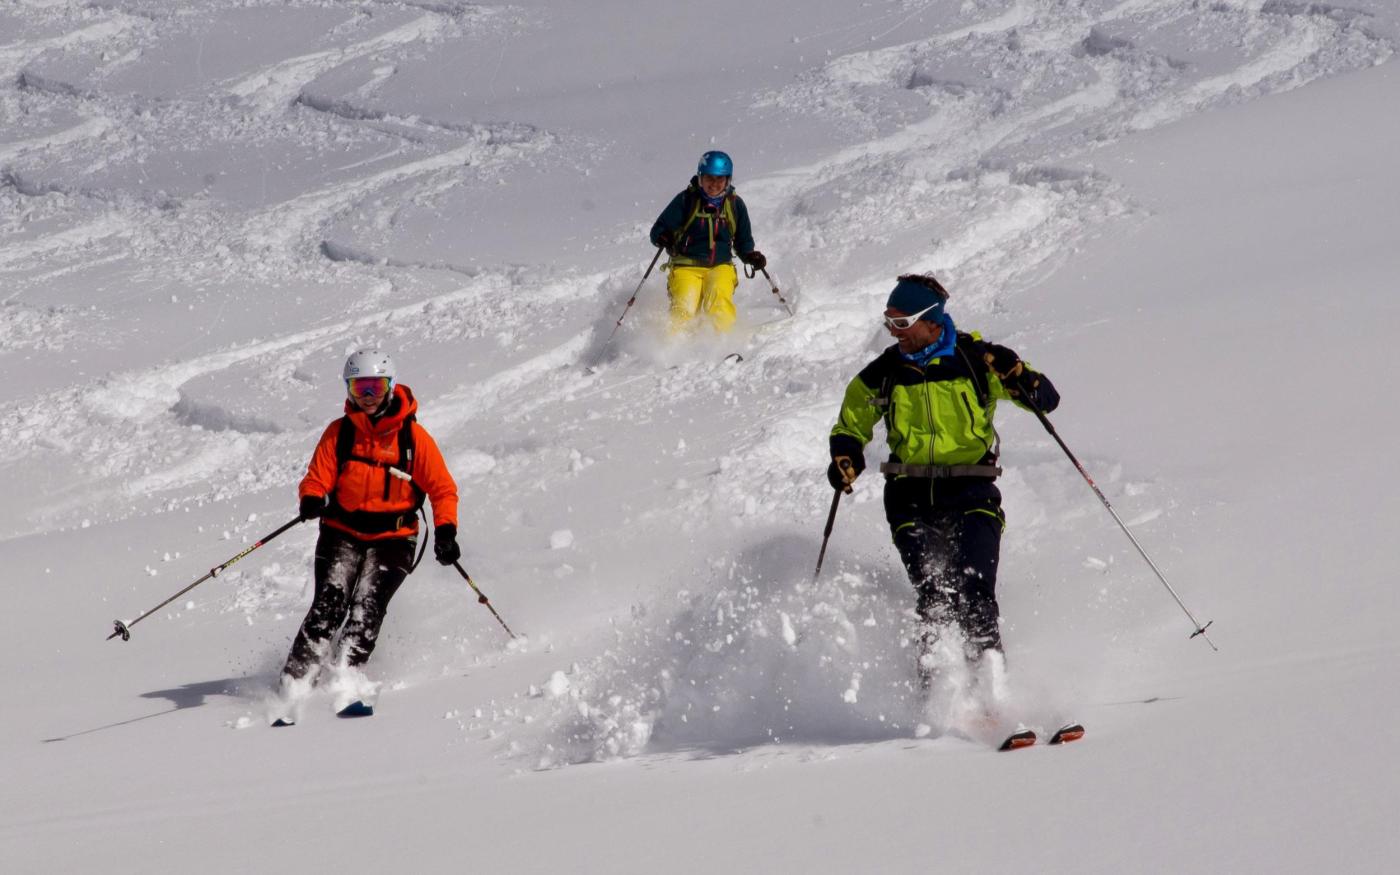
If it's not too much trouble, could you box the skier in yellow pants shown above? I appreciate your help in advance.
[649,150,766,335]
[666,263,739,333]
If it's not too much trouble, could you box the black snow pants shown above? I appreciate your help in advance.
[281,526,414,681]
[884,475,1005,658]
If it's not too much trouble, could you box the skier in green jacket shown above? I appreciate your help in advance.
[827,273,1060,699]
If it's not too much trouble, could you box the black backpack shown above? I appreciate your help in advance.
[333,413,424,505]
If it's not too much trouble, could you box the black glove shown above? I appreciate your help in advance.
[826,454,864,493]
[654,230,674,250]
[982,343,1025,382]
[740,250,767,271]
[434,524,461,566]
[299,494,326,521]
[982,343,1044,399]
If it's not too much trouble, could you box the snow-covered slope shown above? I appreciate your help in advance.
[4,1,1399,871]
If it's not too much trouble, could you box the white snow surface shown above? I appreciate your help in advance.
[4,0,1399,871]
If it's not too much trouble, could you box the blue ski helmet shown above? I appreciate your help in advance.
[697,150,733,178]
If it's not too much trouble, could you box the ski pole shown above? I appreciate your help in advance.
[759,266,794,316]
[743,263,794,316]
[452,561,517,639]
[386,466,514,640]
[588,246,664,371]
[1017,387,1217,650]
[108,515,304,642]
[813,460,854,581]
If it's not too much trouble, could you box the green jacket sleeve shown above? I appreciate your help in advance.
[830,373,881,457]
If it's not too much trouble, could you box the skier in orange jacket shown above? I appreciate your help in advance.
[278,349,459,703]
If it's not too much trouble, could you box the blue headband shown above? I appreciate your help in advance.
[886,278,945,321]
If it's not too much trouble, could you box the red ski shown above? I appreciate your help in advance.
[998,723,1084,751]
[1049,723,1084,745]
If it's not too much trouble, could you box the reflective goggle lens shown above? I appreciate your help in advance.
[348,377,391,397]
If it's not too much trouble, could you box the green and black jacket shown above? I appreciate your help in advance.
[830,332,1059,473]
[649,177,755,267]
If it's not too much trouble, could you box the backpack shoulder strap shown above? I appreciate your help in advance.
[861,347,902,427]
[398,414,425,508]
[334,413,423,504]
[955,331,992,407]
[334,415,356,470]
[675,189,703,241]
[721,192,737,232]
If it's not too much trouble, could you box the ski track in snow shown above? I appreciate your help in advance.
[223,13,451,113]
[2,0,1395,766]
[1,1,551,287]
[0,116,114,164]
[0,16,140,82]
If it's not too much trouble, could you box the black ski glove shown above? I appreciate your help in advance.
[981,343,1025,382]
[299,494,327,521]
[740,250,767,271]
[434,524,461,566]
[654,230,674,250]
[826,454,863,493]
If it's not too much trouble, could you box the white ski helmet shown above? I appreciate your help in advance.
[342,348,396,391]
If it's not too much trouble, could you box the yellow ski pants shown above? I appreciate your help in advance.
[667,263,738,334]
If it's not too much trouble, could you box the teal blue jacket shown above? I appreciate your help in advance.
[650,177,755,267]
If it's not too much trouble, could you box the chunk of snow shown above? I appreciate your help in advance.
[780,612,797,646]
[544,671,570,698]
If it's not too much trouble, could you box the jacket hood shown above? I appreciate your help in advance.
[342,383,417,432]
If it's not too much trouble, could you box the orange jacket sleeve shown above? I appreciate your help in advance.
[299,420,342,500]
[410,423,459,529]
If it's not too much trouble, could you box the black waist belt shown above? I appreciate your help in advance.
[879,462,1002,479]
[326,501,418,535]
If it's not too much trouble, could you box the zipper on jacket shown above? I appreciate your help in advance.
[923,368,937,504]
[961,390,992,456]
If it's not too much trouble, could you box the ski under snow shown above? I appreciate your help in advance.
[998,723,1085,751]
[337,700,374,718]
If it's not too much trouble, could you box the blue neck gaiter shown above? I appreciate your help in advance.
[900,314,957,367]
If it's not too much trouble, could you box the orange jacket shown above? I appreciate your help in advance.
[299,384,458,541]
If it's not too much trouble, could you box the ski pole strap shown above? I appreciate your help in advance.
[408,507,430,574]
[879,462,1002,479]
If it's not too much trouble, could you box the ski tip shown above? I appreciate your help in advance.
[270,717,296,728]
[336,701,374,719]
[1048,723,1085,745]
[998,730,1037,751]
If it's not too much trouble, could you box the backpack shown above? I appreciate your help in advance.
[675,188,738,250]
[330,413,430,572]
[873,331,993,420]
[333,413,425,507]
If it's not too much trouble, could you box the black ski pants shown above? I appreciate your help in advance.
[281,526,414,681]
[884,476,1005,657]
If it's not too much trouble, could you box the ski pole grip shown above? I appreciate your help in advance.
[838,458,855,494]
